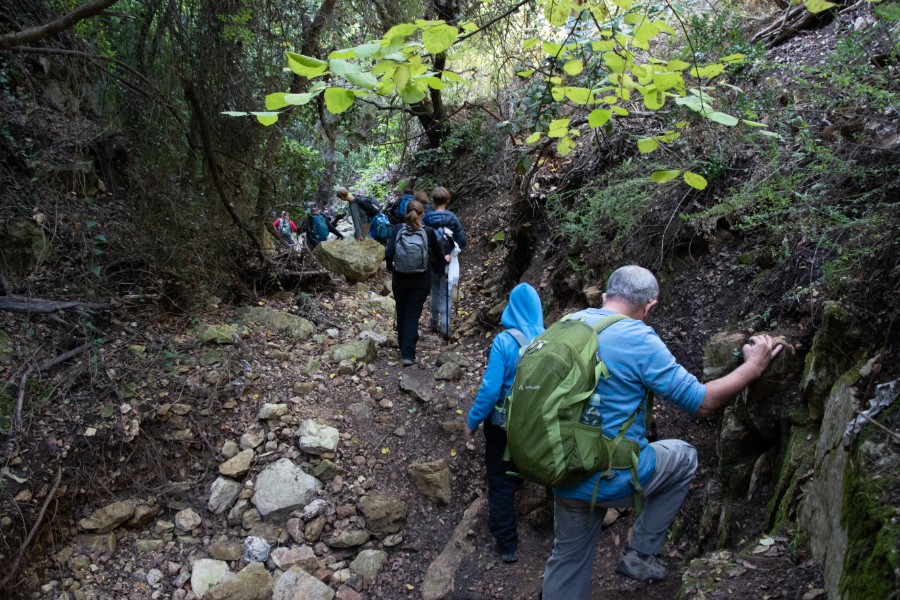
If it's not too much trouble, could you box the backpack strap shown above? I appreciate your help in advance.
[504,328,529,349]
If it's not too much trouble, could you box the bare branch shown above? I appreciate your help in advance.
[0,0,119,50]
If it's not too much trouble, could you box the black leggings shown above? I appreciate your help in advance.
[393,271,430,361]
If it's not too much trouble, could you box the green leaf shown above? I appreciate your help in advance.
[650,170,682,183]
[517,69,535,78]
[384,23,419,39]
[442,71,468,85]
[675,95,705,112]
[591,40,615,51]
[720,53,747,64]
[251,111,280,126]
[637,138,660,153]
[565,87,591,104]
[551,86,566,102]
[399,83,427,104]
[323,88,355,114]
[285,52,328,77]
[640,86,665,110]
[563,60,583,76]
[557,136,576,156]
[329,59,360,77]
[283,93,313,106]
[541,41,563,57]
[683,171,708,190]
[741,119,766,127]
[345,71,378,89]
[547,118,570,138]
[610,106,629,116]
[588,109,612,128]
[221,111,248,117]
[705,111,739,126]
[354,43,382,59]
[757,130,784,140]
[667,59,690,71]
[393,64,411,90]
[525,132,543,144]
[422,23,458,54]
[416,76,445,90]
[265,93,289,110]
[328,48,356,60]
[805,0,837,13]
[690,63,726,79]
[546,2,570,26]
[523,38,540,50]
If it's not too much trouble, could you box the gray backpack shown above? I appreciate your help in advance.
[394,225,429,273]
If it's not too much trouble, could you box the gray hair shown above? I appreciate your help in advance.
[605,265,659,306]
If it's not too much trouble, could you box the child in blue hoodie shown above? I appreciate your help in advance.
[465,282,545,563]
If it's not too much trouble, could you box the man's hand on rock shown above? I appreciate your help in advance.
[742,334,783,376]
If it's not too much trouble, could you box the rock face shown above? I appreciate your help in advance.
[208,477,242,515]
[235,307,316,339]
[251,458,322,521]
[206,561,273,600]
[297,420,340,455]
[408,460,452,505]
[273,567,336,600]
[358,491,407,536]
[799,302,860,422]
[314,239,385,283]
[422,498,486,600]
[0,218,52,276]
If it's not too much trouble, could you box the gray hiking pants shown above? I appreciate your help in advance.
[541,439,698,600]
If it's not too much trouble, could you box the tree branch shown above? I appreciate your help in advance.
[0,0,119,50]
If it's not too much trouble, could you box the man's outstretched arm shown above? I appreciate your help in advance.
[697,335,782,418]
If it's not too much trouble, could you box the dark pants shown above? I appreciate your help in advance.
[485,420,520,554]
[393,272,430,361]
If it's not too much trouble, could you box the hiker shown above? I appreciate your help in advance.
[421,186,467,339]
[389,182,415,224]
[304,205,343,249]
[465,282,545,564]
[273,211,297,246]
[385,200,450,367]
[337,187,378,241]
[368,211,393,246]
[414,190,432,213]
[540,265,782,599]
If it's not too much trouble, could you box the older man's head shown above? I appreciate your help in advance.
[605,265,659,307]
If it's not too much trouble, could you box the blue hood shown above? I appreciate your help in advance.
[501,283,544,340]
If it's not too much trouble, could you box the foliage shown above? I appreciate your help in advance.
[545,158,661,246]
[274,138,323,204]
[413,113,497,175]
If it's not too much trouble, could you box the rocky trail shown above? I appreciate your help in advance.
[2,234,827,599]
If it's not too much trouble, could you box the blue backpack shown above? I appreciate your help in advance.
[369,212,392,242]
[394,194,413,222]
[310,214,329,244]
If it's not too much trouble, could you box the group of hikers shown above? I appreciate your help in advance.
[463,266,781,599]
[277,186,783,598]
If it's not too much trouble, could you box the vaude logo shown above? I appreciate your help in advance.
[519,384,541,390]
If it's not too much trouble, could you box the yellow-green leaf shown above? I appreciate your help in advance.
[525,132,543,144]
[650,169,681,183]
[546,2,570,26]
[683,171,708,190]
[557,136,576,156]
[604,51,627,74]
[423,23,458,54]
[541,41,563,57]
[720,53,747,64]
[667,59,690,71]
[346,71,378,89]
[517,69,535,78]
[523,38,540,50]
[253,112,279,126]
[393,64,411,90]
[641,86,665,110]
[547,118,570,137]
[805,0,837,13]
[354,43,381,59]
[384,23,419,39]
[399,83,427,104]
[328,48,356,60]
[551,86,566,102]
[588,109,612,128]
[610,105,629,116]
[417,76,445,90]
[565,87,591,104]
[286,52,328,78]
[221,111,248,117]
[323,88,355,114]
[741,119,766,127]
[265,93,289,110]
[690,63,726,79]
[637,138,659,153]
[563,60,583,76]
[591,40,615,51]
[442,71,468,85]
[705,111,739,126]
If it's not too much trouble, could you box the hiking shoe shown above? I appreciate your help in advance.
[500,550,518,563]
[402,358,415,367]
[615,548,668,581]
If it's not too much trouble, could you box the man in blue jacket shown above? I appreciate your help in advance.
[422,186,467,339]
[466,282,544,564]
[541,265,782,599]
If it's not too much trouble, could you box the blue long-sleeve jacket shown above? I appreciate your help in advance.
[422,210,467,250]
[467,283,545,431]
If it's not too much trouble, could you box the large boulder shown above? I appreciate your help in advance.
[800,302,861,421]
[251,458,322,521]
[314,239,384,283]
[235,307,315,340]
[0,219,52,276]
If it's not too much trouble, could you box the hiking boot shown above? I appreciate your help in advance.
[500,550,518,563]
[615,548,668,581]
[402,358,415,367]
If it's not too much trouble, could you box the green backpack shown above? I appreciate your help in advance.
[505,314,646,508]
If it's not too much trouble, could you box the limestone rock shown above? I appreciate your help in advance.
[202,324,240,345]
[242,536,271,563]
[273,567,335,600]
[174,508,202,532]
[208,477,242,515]
[241,427,266,450]
[190,558,230,598]
[434,362,462,381]
[800,302,860,421]
[235,307,315,339]
[128,503,159,528]
[206,561,272,600]
[325,529,370,548]
[312,459,345,481]
[350,549,387,583]
[702,331,746,380]
[399,369,435,402]
[208,538,242,562]
[78,500,136,534]
[328,339,377,364]
[358,492,407,536]
[219,449,254,479]
[258,403,289,420]
[269,545,318,572]
[313,239,385,283]
[251,458,323,521]
[422,499,486,600]
[75,532,116,554]
[436,352,470,369]
[221,440,240,458]
[408,460,452,505]
[298,420,340,455]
